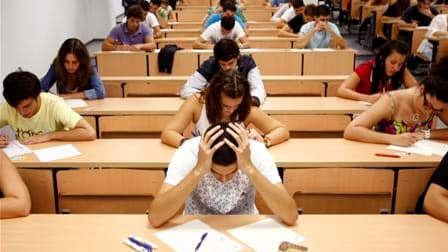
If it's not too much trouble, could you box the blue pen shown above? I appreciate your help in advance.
[128,237,152,252]
[194,232,208,251]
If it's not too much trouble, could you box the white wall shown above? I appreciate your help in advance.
[0,0,122,102]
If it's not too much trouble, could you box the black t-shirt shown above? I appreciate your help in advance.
[288,15,305,34]
[383,4,401,17]
[402,5,439,26]
[415,151,448,213]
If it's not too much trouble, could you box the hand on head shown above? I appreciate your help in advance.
[224,122,253,172]
[196,125,225,176]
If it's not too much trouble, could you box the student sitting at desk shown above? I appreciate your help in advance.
[163,70,288,148]
[296,5,347,49]
[40,38,105,100]
[182,39,265,105]
[278,2,317,38]
[337,40,417,103]
[402,0,439,27]
[416,151,448,223]
[0,152,31,219]
[150,122,298,227]
[0,71,96,147]
[203,1,247,30]
[102,5,156,51]
[193,16,249,49]
[417,13,448,61]
[344,57,448,147]
[140,0,163,38]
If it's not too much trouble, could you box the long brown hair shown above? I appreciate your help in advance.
[202,70,252,124]
[54,38,92,92]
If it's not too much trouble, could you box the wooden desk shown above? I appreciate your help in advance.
[2,214,447,252]
[161,27,278,37]
[155,36,296,49]
[12,139,443,169]
[398,26,428,54]
[428,36,448,62]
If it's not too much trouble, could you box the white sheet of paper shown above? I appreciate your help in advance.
[388,140,448,156]
[65,99,88,108]
[155,219,243,252]
[228,218,305,252]
[34,144,81,162]
[3,140,33,158]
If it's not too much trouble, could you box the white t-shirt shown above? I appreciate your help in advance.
[417,14,448,60]
[145,12,160,28]
[280,7,296,22]
[164,137,282,186]
[200,21,246,44]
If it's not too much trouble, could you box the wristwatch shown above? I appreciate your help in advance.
[423,129,431,139]
[263,135,272,148]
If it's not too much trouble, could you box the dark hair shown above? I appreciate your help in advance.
[202,70,251,124]
[304,4,318,17]
[423,56,448,103]
[292,0,305,8]
[371,40,409,93]
[205,122,238,166]
[140,0,150,11]
[150,0,162,7]
[3,71,41,107]
[54,38,92,93]
[214,38,240,61]
[317,5,330,16]
[222,2,237,12]
[220,15,236,31]
[126,5,144,20]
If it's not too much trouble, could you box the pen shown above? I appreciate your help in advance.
[129,235,158,249]
[128,237,152,252]
[195,232,208,251]
[122,238,148,252]
[375,153,400,158]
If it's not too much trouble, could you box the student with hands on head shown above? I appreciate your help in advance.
[149,122,298,228]
[40,38,105,100]
[337,40,417,104]
[102,5,156,51]
[0,71,96,148]
[344,56,448,147]
[0,152,31,219]
[163,70,288,148]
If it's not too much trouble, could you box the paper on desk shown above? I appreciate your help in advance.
[34,144,81,162]
[3,140,33,158]
[387,140,448,156]
[228,218,305,252]
[65,99,88,108]
[155,219,243,252]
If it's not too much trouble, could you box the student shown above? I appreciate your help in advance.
[102,5,156,51]
[416,151,448,223]
[417,13,448,61]
[40,38,105,100]
[271,1,291,22]
[140,0,163,38]
[0,71,96,147]
[157,0,175,26]
[277,0,305,28]
[181,39,266,105]
[203,1,246,29]
[343,57,448,147]
[337,40,417,103]
[381,0,413,37]
[0,152,31,219]
[278,4,317,38]
[150,122,298,227]
[402,0,439,27]
[163,70,288,148]
[193,16,249,49]
[296,5,347,49]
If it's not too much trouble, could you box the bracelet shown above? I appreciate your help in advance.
[423,129,431,139]
[263,135,272,148]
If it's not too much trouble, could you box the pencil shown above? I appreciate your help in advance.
[375,153,400,158]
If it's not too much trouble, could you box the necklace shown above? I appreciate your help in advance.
[411,113,420,122]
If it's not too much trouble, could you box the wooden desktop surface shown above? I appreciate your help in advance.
[2,214,447,252]
[12,139,443,168]
[74,97,369,116]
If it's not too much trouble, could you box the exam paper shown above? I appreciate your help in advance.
[387,140,448,156]
[34,144,81,162]
[155,219,243,252]
[65,99,88,108]
[228,218,305,252]
[3,140,33,158]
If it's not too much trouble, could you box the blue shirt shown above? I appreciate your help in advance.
[299,21,341,49]
[108,22,152,45]
[40,63,105,99]
[203,13,246,29]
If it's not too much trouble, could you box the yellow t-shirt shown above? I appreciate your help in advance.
[0,93,82,140]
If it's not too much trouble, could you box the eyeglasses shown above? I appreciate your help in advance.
[423,93,443,113]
